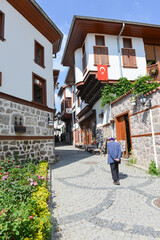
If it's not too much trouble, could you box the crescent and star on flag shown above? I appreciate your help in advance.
[97,65,108,81]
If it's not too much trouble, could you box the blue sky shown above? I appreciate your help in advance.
[36,0,160,111]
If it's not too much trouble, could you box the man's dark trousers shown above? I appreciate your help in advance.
[110,162,119,181]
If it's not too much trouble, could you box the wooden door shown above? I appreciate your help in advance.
[116,115,127,157]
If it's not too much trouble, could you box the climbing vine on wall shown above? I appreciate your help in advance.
[101,75,160,107]
[101,77,133,107]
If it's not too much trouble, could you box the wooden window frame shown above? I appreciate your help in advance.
[122,38,137,68]
[122,48,137,68]
[123,38,132,49]
[73,91,75,103]
[77,96,80,107]
[32,73,47,106]
[93,46,110,66]
[66,97,72,108]
[95,35,105,46]
[34,40,45,68]
[0,10,5,41]
[82,43,87,75]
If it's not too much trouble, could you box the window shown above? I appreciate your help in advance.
[93,46,109,65]
[34,41,45,68]
[0,11,5,41]
[61,100,65,112]
[66,97,71,108]
[82,43,87,74]
[73,112,76,124]
[77,96,80,107]
[123,38,132,48]
[95,35,105,46]
[122,38,137,68]
[94,35,109,65]
[32,73,46,105]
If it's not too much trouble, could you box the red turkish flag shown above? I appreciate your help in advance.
[97,65,108,81]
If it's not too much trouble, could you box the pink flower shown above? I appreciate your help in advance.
[0,212,2,215]
[29,215,33,219]
[0,173,2,175]
[30,182,34,186]
[7,173,9,175]
[0,167,2,170]
[36,175,41,179]
[8,189,11,192]
[18,166,20,168]
[2,209,6,212]
[41,176,45,180]
[10,237,14,240]
[4,172,7,175]
[34,182,37,186]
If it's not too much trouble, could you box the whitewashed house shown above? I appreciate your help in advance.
[61,16,160,167]
[58,81,72,143]
[0,0,63,161]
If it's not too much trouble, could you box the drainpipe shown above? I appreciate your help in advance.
[117,22,125,78]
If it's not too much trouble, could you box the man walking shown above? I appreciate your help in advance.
[107,138,121,185]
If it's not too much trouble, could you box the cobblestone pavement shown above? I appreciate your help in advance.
[50,144,160,240]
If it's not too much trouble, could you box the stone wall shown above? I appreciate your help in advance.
[103,90,160,168]
[0,98,54,136]
[0,97,55,162]
[0,139,54,162]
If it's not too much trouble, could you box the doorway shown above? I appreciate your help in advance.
[115,112,132,158]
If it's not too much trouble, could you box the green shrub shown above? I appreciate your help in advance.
[0,157,51,240]
[128,158,136,164]
[148,161,160,176]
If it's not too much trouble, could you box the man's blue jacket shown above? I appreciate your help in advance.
[107,141,121,164]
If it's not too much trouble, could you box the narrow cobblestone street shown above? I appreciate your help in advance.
[51,144,160,240]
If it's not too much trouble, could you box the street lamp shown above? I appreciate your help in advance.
[139,94,147,105]
[139,95,158,168]
[57,112,61,125]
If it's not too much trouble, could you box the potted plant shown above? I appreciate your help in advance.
[149,67,158,76]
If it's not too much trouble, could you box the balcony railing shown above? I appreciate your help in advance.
[147,61,160,81]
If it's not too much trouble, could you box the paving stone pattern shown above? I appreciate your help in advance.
[51,145,160,240]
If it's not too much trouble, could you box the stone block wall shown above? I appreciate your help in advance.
[0,97,55,162]
[103,90,160,168]
[0,139,54,162]
[0,98,54,136]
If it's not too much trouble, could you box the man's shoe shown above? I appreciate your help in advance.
[113,181,120,185]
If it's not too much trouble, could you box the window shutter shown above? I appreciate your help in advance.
[94,46,101,65]
[101,47,109,65]
[129,49,137,67]
[0,11,5,40]
[122,48,129,66]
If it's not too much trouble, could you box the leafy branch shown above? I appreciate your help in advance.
[101,75,160,107]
